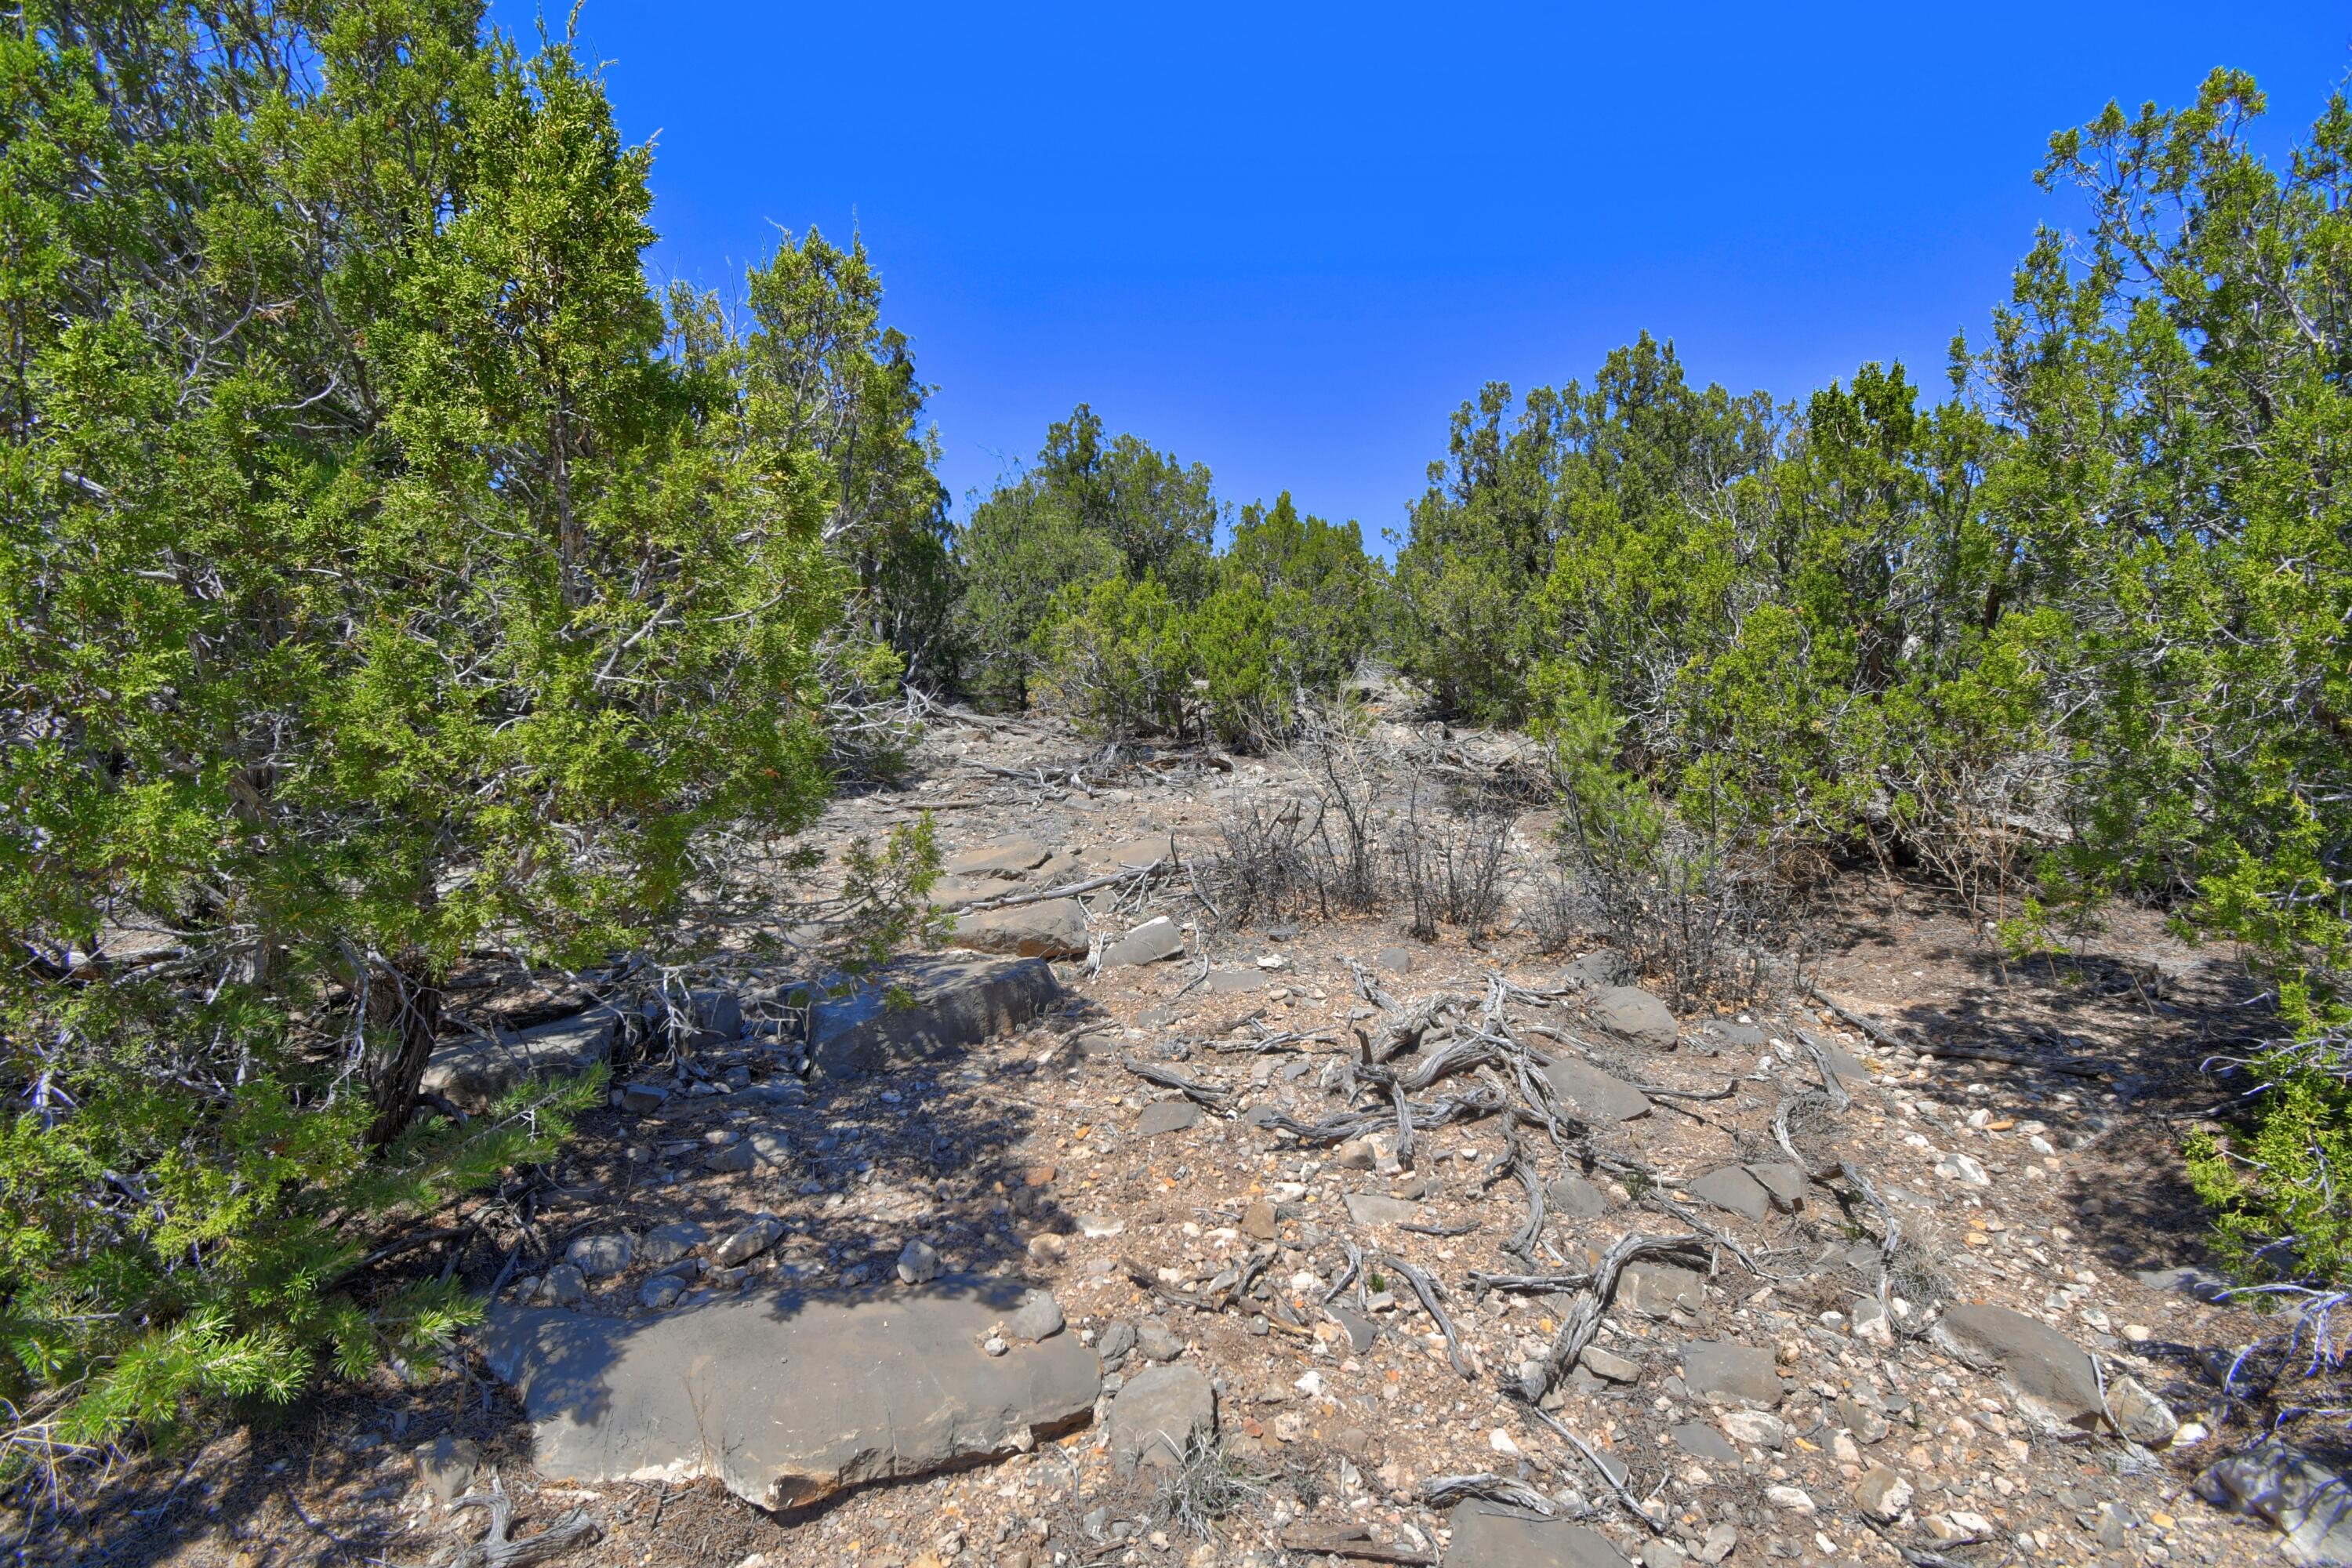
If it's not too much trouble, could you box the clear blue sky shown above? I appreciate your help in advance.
[500,2,2350,549]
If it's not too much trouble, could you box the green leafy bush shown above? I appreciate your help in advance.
[0,2,919,1460]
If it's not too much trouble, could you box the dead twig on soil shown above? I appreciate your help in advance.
[451,1473,602,1568]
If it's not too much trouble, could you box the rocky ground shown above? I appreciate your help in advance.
[47,710,2352,1568]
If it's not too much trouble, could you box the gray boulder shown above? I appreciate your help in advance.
[423,1003,622,1114]
[1932,1304,2104,1430]
[1541,1059,1651,1123]
[1670,1421,1742,1468]
[1544,1175,1609,1218]
[1745,1161,1809,1211]
[1106,1363,1215,1474]
[1102,916,1185,967]
[1136,1100,1202,1136]
[1618,1261,1704,1317]
[807,954,1062,1077]
[2194,1439,2352,1567]
[713,1218,784,1267]
[951,898,1089,959]
[564,1233,633,1279]
[1589,985,1677,1050]
[1343,1192,1421,1228]
[411,1436,481,1505]
[1445,1501,1635,1567]
[1563,949,1635,991]
[1008,1290,1064,1342]
[479,1277,1101,1510]
[1686,1166,1770,1221]
[1678,1341,1784,1408]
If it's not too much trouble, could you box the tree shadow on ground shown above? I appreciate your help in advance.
[34,964,1106,1568]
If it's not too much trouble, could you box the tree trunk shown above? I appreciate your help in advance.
[365,956,444,1150]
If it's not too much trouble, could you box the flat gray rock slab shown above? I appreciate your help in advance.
[1091,837,1174,873]
[1107,1363,1215,1474]
[1102,916,1185,967]
[1679,1341,1784,1408]
[1342,1192,1421,1228]
[1564,949,1635,990]
[1136,1100,1202,1136]
[2138,1265,2232,1304]
[1688,1165,1771,1221]
[478,1276,1100,1509]
[1619,1261,1704,1317]
[1205,968,1271,994]
[423,1003,622,1113]
[1746,1161,1809,1210]
[1544,1175,1609,1218]
[1445,1501,1635,1567]
[951,898,1088,958]
[1541,1059,1651,1123]
[1932,1304,2103,1429]
[1589,985,1677,1050]
[944,838,1054,879]
[808,954,1062,1076]
[1670,1421,1743,1467]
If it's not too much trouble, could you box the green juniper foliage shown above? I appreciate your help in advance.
[0,0,932,1456]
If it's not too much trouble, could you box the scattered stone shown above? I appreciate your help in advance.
[2137,1264,2233,1304]
[1136,1100,1202,1136]
[1763,1485,1815,1514]
[564,1232,633,1278]
[1679,1341,1784,1408]
[412,1436,481,1504]
[1243,1199,1279,1240]
[2194,1439,2352,1567]
[1580,1345,1641,1383]
[1330,1307,1377,1354]
[952,898,1089,959]
[1589,985,1677,1050]
[1926,1511,1994,1545]
[1098,1321,1138,1366]
[1343,1192,1421,1228]
[1376,946,1414,976]
[1671,1421,1741,1467]
[1835,1394,1889,1444]
[806,954,1062,1077]
[639,1275,685,1310]
[898,1239,942,1285]
[1134,1319,1183,1363]
[539,1265,586,1306]
[2107,1374,2180,1445]
[713,1218,785,1267]
[1106,1363,1215,1474]
[1936,1151,1991,1187]
[1445,1501,1636,1568]
[1544,1174,1609,1218]
[1687,1165,1770,1221]
[1720,1410,1785,1450]
[616,1081,669,1113]
[1857,1466,1913,1522]
[479,1277,1101,1509]
[1932,1303,2103,1430]
[1619,1261,1705,1317]
[1697,1522,1737,1564]
[1102,916,1185,967]
[1541,1059,1652,1123]
[1008,1290,1064,1342]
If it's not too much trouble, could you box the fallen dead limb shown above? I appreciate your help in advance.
[1519,1232,1704,1403]
[1421,1474,1563,1516]
[1277,1530,1437,1565]
[1381,1254,1474,1379]
[451,1473,601,1568]
[1120,1056,1232,1111]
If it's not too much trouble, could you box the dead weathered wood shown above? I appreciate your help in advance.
[451,1473,601,1568]
[1277,1530,1437,1565]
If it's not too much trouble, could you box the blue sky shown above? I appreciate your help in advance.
[503,2,2350,549]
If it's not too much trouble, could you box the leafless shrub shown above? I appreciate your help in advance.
[1392,782,1515,942]
[1551,804,1817,1007]
[1290,702,1388,910]
[1207,793,1328,927]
